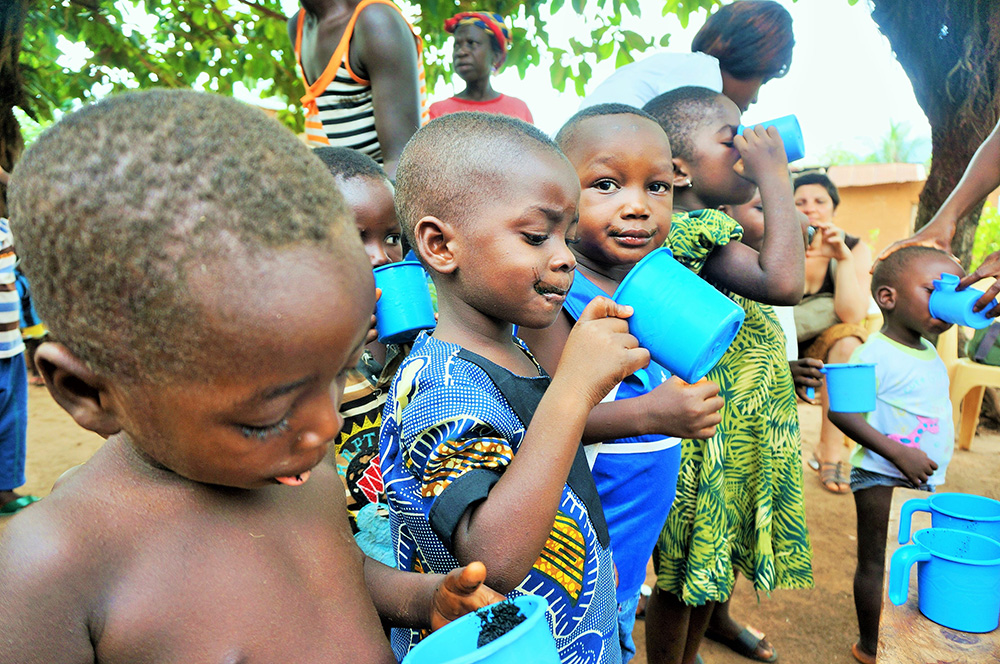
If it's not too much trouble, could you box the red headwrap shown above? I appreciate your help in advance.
[444,12,511,66]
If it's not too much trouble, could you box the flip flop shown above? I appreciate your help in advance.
[851,642,875,664]
[0,494,39,515]
[705,626,778,662]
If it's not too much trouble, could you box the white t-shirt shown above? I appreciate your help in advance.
[579,52,724,111]
[848,332,954,486]
[773,305,798,361]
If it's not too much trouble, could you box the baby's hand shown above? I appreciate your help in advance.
[891,445,938,487]
[789,358,824,403]
[643,376,723,439]
[430,562,505,632]
[557,297,650,408]
[366,287,382,345]
[733,125,789,185]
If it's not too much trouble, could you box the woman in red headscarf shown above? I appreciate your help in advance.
[428,12,533,123]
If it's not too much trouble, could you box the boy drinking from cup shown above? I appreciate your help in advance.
[0,90,499,664]
[828,246,961,664]
[381,111,649,664]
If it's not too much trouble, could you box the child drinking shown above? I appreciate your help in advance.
[517,103,724,663]
[381,111,649,664]
[642,86,811,664]
[829,246,959,664]
[0,90,500,663]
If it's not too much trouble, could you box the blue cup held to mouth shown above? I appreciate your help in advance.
[928,272,996,329]
[889,527,1000,633]
[612,248,745,384]
[373,261,436,344]
[898,493,1000,545]
[821,363,876,412]
[737,114,805,163]
[402,595,560,664]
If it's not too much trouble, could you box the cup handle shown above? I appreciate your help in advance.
[806,387,815,400]
[897,497,929,545]
[888,544,931,606]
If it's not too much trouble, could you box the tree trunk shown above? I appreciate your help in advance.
[0,0,27,218]
[870,0,1000,270]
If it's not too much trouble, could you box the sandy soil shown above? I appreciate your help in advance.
[3,387,999,663]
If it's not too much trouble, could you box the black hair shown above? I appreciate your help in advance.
[643,86,728,161]
[8,89,363,382]
[794,172,841,209]
[692,0,794,81]
[554,103,660,152]
[313,146,388,181]
[394,111,566,252]
[871,246,954,298]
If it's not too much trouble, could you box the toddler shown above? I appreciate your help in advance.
[642,86,811,664]
[315,146,403,565]
[0,90,499,663]
[518,103,723,663]
[381,111,648,664]
[829,246,959,664]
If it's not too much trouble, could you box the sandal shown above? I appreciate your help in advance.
[0,494,40,515]
[851,642,875,664]
[818,461,849,494]
[705,625,777,662]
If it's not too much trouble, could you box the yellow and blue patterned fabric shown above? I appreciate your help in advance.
[562,270,681,605]
[655,209,813,604]
[381,332,620,664]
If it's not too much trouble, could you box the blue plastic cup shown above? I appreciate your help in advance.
[737,114,805,162]
[928,272,997,329]
[889,528,1000,632]
[820,363,876,412]
[402,595,560,664]
[898,493,1000,545]
[373,261,436,344]
[612,247,745,384]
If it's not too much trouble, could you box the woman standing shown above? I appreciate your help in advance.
[428,12,533,123]
[794,172,873,494]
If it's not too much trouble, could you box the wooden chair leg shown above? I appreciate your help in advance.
[959,386,986,451]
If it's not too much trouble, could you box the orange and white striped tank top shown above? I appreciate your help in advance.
[295,0,428,161]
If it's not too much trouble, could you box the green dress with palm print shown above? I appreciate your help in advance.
[656,209,813,605]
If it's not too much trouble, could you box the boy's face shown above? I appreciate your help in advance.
[685,96,757,207]
[337,175,402,268]
[722,190,763,251]
[112,245,373,489]
[891,253,964,338]
[561,115,674,271]
[454,148,580,330]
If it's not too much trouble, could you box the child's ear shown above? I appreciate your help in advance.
[34,342,122,438]
[414,215,458,275]
[672,157,692,189]
[875,284,896,312]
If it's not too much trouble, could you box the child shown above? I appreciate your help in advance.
[15,266,47,385]
[381,111,649,664]
[314,146,402,565]
[517,103,724,663]
[0,90,501,663]
[641,86,811,664]
[828,246,959,664]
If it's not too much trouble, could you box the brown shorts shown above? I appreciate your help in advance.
[802,323,869,362]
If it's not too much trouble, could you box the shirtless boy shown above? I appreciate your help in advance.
[0,90,498,664]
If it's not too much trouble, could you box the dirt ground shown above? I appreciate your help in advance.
[3,387,999,663]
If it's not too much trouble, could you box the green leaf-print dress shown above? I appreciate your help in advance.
[656,209,813,605]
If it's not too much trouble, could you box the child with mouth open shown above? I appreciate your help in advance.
[381,111,650,664]
[0,90,501,664]
[517,103,725,664]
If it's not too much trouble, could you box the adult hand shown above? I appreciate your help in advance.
[806,221,851,261]
[959,250,1000,316]
[873,226,955,268]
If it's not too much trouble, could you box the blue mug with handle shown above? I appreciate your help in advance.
[898,493,1000,544]
[372,261,436,344]
[928,272,997,329]
[403,595,560,664]
[889,527,1000,633]
[821,363,876,413]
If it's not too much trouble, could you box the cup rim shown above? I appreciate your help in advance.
[931,493,1000,522]
[373,259,422,274]
[913,527,1000,565]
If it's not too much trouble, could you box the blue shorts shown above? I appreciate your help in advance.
[617,590,640,664]
[0,354,28,491]
[850,467,934,493]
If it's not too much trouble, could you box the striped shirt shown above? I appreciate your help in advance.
[0,219,25,358]
[295,0,428,160]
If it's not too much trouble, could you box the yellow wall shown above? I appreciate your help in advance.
[832,181,924,255]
